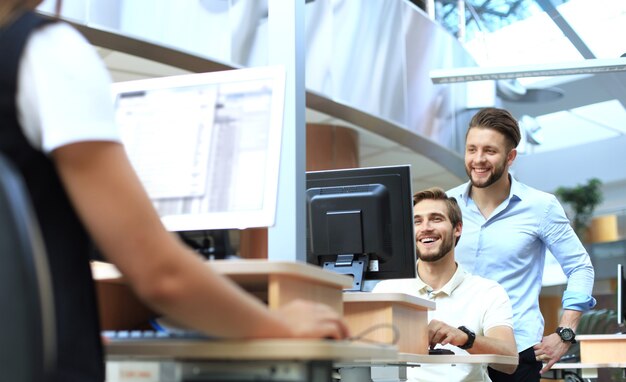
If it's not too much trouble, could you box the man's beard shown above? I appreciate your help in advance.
[466,158,507,189]
[417,234,454,263]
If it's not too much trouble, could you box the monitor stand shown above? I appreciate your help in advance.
[323,254,369,292]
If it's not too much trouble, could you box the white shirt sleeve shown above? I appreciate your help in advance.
[16,22,120,153]
[481,279,514,333]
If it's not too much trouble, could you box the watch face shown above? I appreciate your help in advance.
[560,328,575,341]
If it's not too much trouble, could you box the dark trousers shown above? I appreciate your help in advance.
[488,346,542,382]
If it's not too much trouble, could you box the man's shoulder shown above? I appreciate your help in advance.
[462,272,497,285]
[459,274,512,314]
[446,182,468,198]
[446,183,471,209]
[461,273,506,293]
[371,278,419,292]
[513,178,557,203]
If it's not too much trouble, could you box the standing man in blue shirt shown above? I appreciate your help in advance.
[447,107,596,382]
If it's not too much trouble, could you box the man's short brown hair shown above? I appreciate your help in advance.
[467,107,521,152]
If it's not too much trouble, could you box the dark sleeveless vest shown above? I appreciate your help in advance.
[0,11,104,382]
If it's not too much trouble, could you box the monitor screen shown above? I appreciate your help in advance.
[111,66,285,231]
[306,165,416,291]
[619,263,625,327]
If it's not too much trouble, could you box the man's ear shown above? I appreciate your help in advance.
[507,148,517,167]
[454,221,462,240]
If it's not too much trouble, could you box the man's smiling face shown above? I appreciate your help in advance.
[413,199,460,263]
[464,127,514,189]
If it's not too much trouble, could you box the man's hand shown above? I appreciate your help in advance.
[533,333,571,374]
[428,319,468,348]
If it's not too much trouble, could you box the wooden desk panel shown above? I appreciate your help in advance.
[106,339,397,362]
[343,292,435,355]
[209,260,352,314]
[551,361,626,369]
[95,281,154,331]
[397,352,518,365]
[543,361,626,380]
[93,260,352,329]
[577,334,626,363]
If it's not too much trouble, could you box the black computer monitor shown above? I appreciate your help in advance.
[306,165,416,291]
[618,264,625,329]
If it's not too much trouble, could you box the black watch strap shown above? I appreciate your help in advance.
[458,325,476,350]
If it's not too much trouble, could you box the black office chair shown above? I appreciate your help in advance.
[0,153,56,381]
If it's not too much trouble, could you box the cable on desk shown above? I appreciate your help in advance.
[348,323,399,346]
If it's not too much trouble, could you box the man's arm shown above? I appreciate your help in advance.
[428,320,517,373]
[536,197,595,373]
[533,309,582,374]
[52,141,349,340]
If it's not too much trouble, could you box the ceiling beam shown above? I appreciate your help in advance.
[535,0,596,59]
[430,58,626,83]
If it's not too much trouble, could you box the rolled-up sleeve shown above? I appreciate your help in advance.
[541,195,596,312]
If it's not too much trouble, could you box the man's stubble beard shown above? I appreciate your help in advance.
[417,234,454,263]
[466,157,507,189]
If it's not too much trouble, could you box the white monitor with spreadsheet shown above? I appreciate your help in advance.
[111,66,285,231]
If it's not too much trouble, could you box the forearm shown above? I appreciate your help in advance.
[558,309,582,332]
[470,327,517,374]
[468,335,517,356]
[133,246,290,338]
[53,142,290,338]
[429,320,516,373]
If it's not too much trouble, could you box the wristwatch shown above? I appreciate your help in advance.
[556,327,577,344]
[458,325,476,350]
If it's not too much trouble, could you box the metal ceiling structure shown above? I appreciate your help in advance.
[431,0,626,213]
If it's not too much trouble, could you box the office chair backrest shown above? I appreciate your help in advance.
[0,154,56,381]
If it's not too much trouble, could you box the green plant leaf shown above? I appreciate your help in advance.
[554,178,603,238]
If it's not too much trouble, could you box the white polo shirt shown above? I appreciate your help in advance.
[373,263,513,382]
[17,22,120,153]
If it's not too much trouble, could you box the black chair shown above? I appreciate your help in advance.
[0,154,56,381]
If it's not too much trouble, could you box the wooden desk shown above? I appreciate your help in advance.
[343,292,435,354]
[337,352,518,382]
[105,339,397,382]
[542,361,626,380]
[577,334,626,363]
[92,260,353,330]
[206,259,352,313]
[396,353,518,366]
[539,335,626,381]
[106,338,396,361]
[543,334,626,379]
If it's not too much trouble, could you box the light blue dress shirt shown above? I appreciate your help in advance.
[447,176,596,352]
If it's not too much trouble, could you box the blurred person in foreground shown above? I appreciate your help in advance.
[0,1,348,381]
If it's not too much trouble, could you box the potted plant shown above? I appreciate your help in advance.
[555,178,603,240]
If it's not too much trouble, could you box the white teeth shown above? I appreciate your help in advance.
[421,237,436,243]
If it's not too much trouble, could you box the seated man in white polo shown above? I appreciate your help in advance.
[374,187,517,381]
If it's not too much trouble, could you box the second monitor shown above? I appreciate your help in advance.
[111,66,285,232]
[306,165,416,291]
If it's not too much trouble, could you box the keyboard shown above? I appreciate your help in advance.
[103,330,213,342]
[428,348,455,355]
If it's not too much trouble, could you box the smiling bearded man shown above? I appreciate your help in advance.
[447,107,596,382]
[373,187,517,382]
